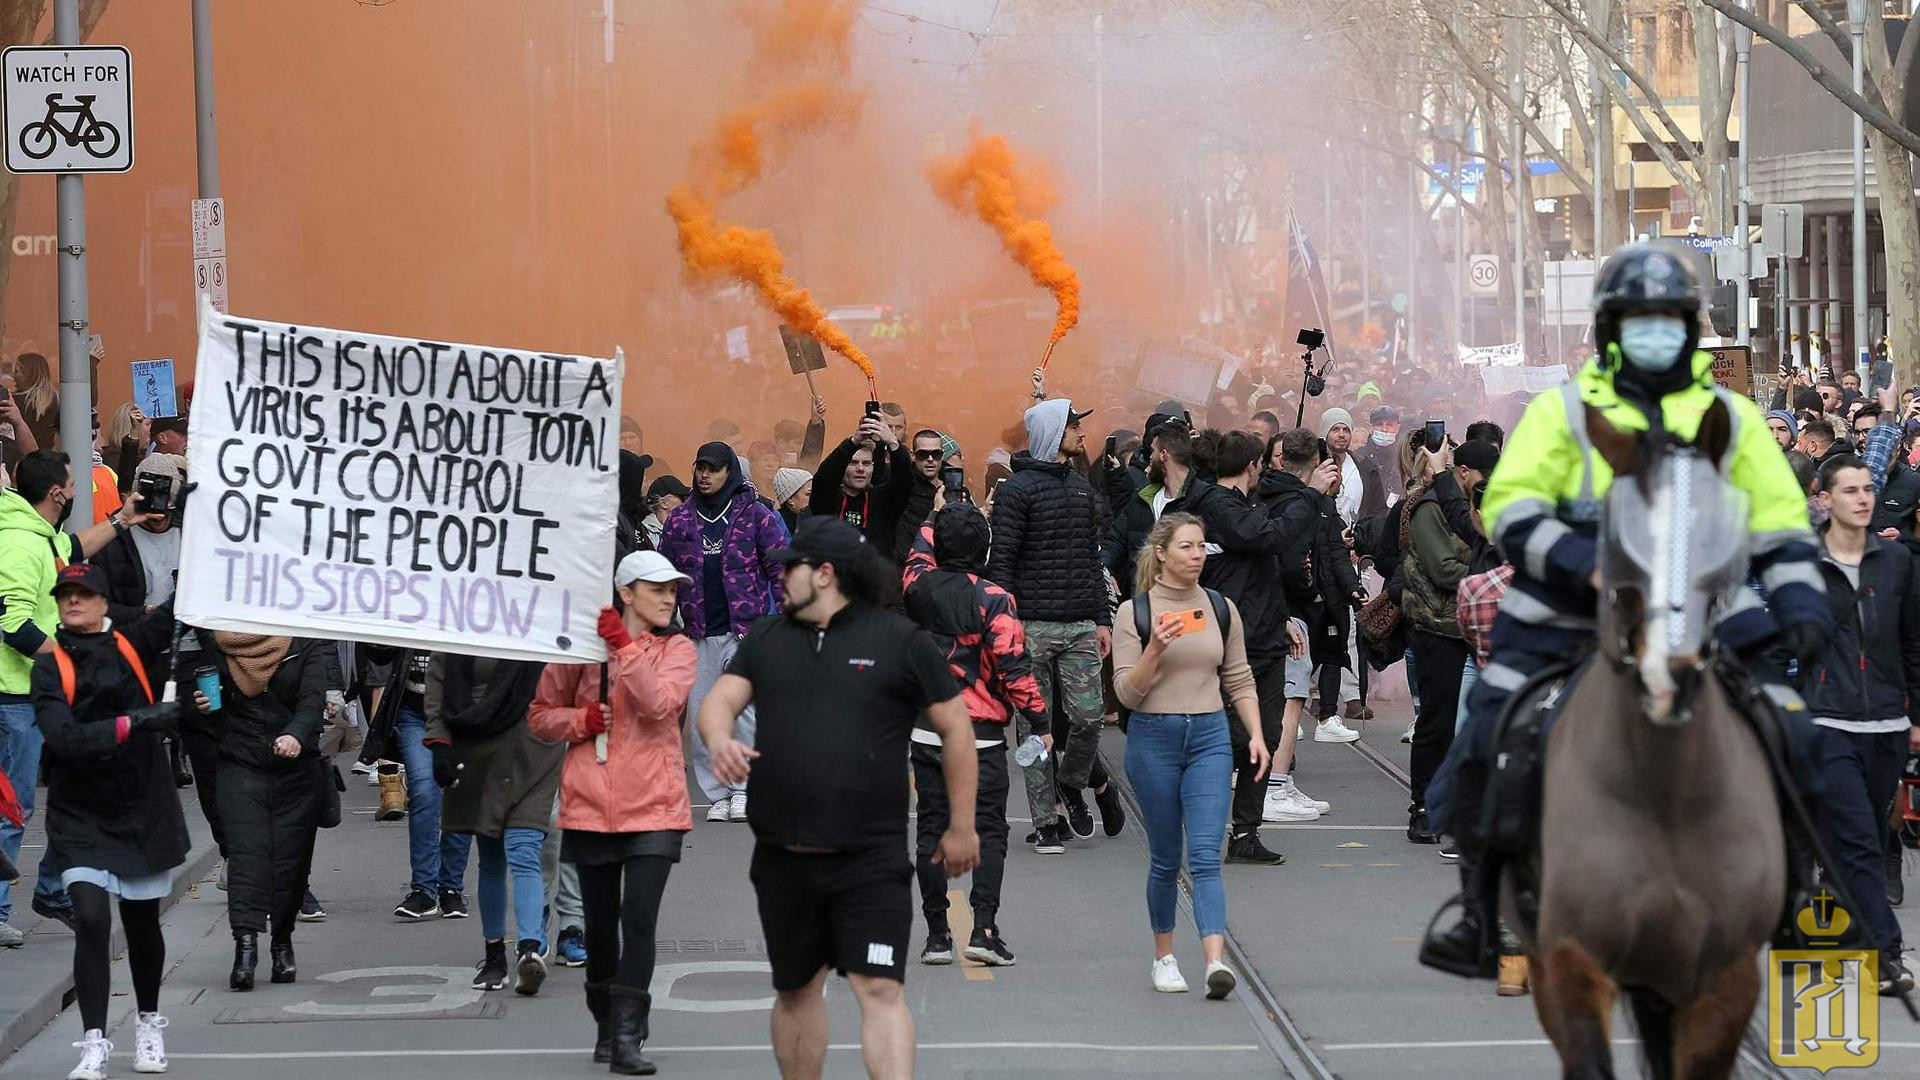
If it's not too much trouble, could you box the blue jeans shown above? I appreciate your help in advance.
[477,828,547,948]
[394,707,471,894]
[0,701,65,921]
[1456,658,1479,735]
[1124,710,1232,938]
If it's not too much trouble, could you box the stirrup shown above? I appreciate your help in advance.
[1417,893,1497,979]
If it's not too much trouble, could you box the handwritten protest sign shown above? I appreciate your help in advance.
[1458,342,1524,367]
[177,305,623,663]
[129,358,177,419]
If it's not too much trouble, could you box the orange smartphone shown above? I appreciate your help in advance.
[1166,608,1208,638]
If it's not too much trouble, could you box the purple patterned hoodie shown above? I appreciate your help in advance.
[657,477,787,641]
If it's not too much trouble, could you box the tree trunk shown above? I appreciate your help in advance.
[1866,130,1919,389]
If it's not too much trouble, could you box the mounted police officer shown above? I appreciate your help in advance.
[1418,242,1830,977]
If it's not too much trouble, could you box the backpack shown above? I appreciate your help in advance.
[1130,588,1232,647]
[51,631,153,706]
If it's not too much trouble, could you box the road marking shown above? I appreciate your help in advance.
[649,960,775,1012]
[158,1042,1267,1060]
[1259,823,1407,830]
[947,889,993,981]
[281,967,482,1017]
[1321,1038,1638,1051]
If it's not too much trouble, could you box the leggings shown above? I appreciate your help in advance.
[577,855,674,992]
[69,883,163,1032]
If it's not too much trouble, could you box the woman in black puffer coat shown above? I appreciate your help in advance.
[194,632,329,992]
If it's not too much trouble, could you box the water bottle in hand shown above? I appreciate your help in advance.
[1013,734,1047,768]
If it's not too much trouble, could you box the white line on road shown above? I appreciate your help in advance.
[156,1042,1267,1060]
[1320,1038,1634,1051]
[1258,824,1409,830]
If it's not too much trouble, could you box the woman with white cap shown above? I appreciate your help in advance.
[528,550,697,1076]
[770,468,812,536]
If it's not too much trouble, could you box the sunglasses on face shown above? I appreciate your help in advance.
[912,449,944,461]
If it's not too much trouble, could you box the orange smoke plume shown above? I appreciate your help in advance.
[928,127,1082,348]
[667,0,871,381]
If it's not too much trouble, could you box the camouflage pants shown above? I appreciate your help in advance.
[1024,619,1105,797]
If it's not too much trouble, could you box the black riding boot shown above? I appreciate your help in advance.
[270,939,297,983]
[607,986,656,1076]
[585,980,613,1064]
[1420,859,1498,978]
[230,931,258,991]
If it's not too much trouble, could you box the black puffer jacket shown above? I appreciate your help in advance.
[985,452,1111,626]
[1103,470,1204,594]
[1803,536,1920,726]
[893,472,938,561]
[1167,480,1301,660]
[1873,460,1920,546]
[32,610,186,880]
[1259,469,1360,617]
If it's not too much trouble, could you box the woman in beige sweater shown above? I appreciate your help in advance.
[1114,512,1266,1000]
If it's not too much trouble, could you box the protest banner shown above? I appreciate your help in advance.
[177,302,623,664]
[129,358,177,418]
[1479,364,1569,398]
[1458,342,1524,367]
[1704,345,1753,396]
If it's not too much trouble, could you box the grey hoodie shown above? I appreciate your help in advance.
[1024,399,1073,464]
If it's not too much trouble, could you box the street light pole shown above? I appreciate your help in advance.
[191,0,219,199]
[1734,1,1751,346]
[1510,17,1526,352]
[1847,0,1870,381]
[52,0,91,525]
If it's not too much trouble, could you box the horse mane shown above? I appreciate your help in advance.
[1583,393,1736,484]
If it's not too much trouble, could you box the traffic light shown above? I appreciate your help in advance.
[1707,282,1737,338]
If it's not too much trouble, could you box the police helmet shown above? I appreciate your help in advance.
[1592,242,1705,365]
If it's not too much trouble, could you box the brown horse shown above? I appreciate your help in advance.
[1516,398,1786,1080]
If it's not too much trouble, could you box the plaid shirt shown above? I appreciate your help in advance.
[1861,422,1901,493]
[1455,564,1514,668]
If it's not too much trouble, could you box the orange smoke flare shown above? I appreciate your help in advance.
[928,128,1082,356]
[668,186,874,379]
[667,0,871,382]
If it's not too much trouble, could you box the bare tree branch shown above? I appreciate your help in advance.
[1698,0,1920,157]
[1537,0,1702,161]
[1432,15,1594,201]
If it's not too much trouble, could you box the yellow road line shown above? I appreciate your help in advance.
[947,889,993,981]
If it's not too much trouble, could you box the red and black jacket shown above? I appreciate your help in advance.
[901,523,1049,742]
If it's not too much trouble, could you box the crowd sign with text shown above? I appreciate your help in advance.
[1,45,133,173]
[177,305,623,663]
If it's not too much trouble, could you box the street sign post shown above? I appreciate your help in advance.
[1760,203,1805,260]
[191,195,227,313]
[0,45,133,173]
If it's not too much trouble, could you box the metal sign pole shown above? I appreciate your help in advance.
[192,0,219,199]
[1734,3,1752,347]
[52,0,90,525]
[1847,0,1871,382]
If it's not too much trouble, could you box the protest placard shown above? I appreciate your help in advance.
[1458,342,1524,367]
[1479,364,1569,398]
[176,303,623,663]
[129,358,177,419]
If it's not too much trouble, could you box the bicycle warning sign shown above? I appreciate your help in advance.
[2,46,133,174]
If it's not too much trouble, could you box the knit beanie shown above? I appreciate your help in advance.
[1319,407,1354,438]
[1765,409,1799,443]
[771,468,812,507]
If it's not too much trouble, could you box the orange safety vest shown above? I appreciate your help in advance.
[50,631,153,706]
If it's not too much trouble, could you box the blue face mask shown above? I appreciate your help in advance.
[1370,431,1396,446]
[1618,315,1690,372]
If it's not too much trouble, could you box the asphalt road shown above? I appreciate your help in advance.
[4,680,1919,1078]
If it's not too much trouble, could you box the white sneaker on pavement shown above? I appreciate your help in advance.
[0,921,24,947]
[1279,777,1330,814]
[705,802,730,823]
[67,1030,111,1080]
[133,1012,169,1073]
[1261,786,1320,822]
[1151,954,1189,993]
[1399,721,1416,744]
[1314,717,1361,743]
[1204,960,1237,1000]
[729,790,748,821]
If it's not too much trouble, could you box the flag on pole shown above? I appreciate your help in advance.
[1283,208,1338,365]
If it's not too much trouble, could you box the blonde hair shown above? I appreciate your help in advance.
[1134,511,1204,596]
[107,402,139,447]
[14,353,52,420]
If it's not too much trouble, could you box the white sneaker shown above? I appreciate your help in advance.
[1151,954,1188,993]
[1262,787,1320,822]
[1314,717,1361,743]
[705,802,730,823]
[1399,721,1416,744]
[1204,960,1237,1000]
[132,1012,168,1073]
[68,1030,111,1080]
[729,790,748,821]
[1279,777,1330,814]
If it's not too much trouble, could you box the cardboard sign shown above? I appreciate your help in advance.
[177,301,623,663]
[1705,345,1753,395]
[128,358,177,419]
[778,324,826,375]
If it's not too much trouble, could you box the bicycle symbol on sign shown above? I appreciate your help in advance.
[18,93,120,161]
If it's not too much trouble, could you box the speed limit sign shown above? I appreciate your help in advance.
[1467,253,1501,296]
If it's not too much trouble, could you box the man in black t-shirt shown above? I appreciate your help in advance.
[698,517,978,1080]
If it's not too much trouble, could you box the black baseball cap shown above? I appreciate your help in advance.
[770,517,868,567]
[52,563,108,598]
[1143,410,1191,445]
[647,475,691,500]
[1455,439,1501,473]
[151,415,188,435]
[693,441,733,469]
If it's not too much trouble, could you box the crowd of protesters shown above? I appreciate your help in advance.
[2,305,1918,1080]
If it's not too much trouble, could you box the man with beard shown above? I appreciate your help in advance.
[811,414,914,561]
[0,450,165,941]
[1105,415,1201,594]
[893,430,951,558]
[657,443,787,825]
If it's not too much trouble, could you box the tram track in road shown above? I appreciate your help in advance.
[1341,737,1798,1080]
[1100,747,1339,1080]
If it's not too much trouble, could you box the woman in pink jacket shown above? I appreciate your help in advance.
[529,551,697,1077]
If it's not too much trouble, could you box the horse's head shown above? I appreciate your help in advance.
[1588,396,1749,725]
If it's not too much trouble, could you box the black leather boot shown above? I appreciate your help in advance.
[1419,860,1498,979]
[230,932,258,991]
[270,939,297,983]
[584,980,613,1064]
[607,986,656,1075]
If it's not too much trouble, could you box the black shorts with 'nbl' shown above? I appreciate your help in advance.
[749,842,913,991]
